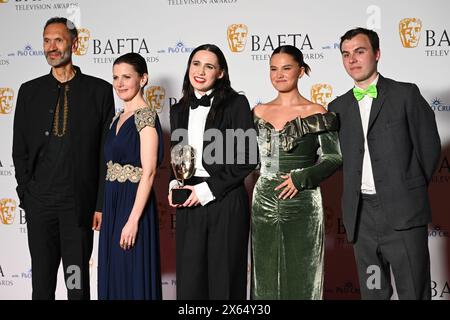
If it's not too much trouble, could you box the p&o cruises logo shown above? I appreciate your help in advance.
[162,41,195,54]
[14,44,44,57]
[428,225,449,238]
[430,98,450,112]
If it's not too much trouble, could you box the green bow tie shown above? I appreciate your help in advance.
[353,84,378,101]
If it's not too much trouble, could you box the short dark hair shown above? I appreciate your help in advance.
[339,27,380,53]
[113,52,149,87]
[271,45,311,75]
[44,17,78,40]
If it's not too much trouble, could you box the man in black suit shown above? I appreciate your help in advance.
[328,27,441,299]
[12,17,114,299]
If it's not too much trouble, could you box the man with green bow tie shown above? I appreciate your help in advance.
[352,84,377,101]
[328,27,441,300]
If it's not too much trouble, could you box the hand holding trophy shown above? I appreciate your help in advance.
[170,144,196,204]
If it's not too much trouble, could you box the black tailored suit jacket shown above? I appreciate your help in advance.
[12,66,115,227]
[328,75,441,242]
[169,92,258,200]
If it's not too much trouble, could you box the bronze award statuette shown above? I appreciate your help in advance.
[170,144,196,204]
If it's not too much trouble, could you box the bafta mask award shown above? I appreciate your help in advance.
[170,144,196,204]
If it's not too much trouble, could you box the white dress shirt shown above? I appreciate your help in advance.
[356,75,379,194]
[169,89,216,206]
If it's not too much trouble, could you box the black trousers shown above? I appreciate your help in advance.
[26,202,93,300]
[353,193,431,300]
[176,184,250,300]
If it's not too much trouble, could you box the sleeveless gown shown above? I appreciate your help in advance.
[251,112,342,299]
[98,106,163,300]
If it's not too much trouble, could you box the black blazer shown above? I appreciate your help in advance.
[170,92,258,201]
[328,75,441,242]
[12,66,115,226]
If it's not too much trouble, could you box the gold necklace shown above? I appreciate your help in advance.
[53,84,69,137]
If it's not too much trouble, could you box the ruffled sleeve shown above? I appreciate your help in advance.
[301,111,339,134]
[280,112,339,152]
[135,106,156,132]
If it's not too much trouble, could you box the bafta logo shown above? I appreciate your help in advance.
[0,88,14,114]
[311,83,333,108]
[0,198,17,225]
[75,28,90,56]
[227,23,248,52]
[399,18,422,48]
[145,86,166,112]
[0,0,9,3]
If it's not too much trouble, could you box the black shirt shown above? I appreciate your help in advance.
[28,78,75,210]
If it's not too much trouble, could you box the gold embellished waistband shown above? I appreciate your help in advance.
[106,161,142,183]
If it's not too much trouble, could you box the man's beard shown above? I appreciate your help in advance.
[45,49,71,67]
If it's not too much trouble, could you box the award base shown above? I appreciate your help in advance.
[172,188,192,205]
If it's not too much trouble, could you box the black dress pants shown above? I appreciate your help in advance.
[353,193,431,300]
[26,202,93,300]
[176,184,250,300]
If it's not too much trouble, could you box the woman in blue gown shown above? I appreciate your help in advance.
[98,52,163,300]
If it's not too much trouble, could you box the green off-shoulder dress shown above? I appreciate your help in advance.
[251,112,342,300]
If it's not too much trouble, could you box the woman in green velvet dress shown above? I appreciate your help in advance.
[251,45,342,299]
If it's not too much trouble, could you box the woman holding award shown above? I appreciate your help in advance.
[168,44,257,299]
[98,52,163,299]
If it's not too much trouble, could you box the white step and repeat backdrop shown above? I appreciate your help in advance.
[0,0,449,300]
